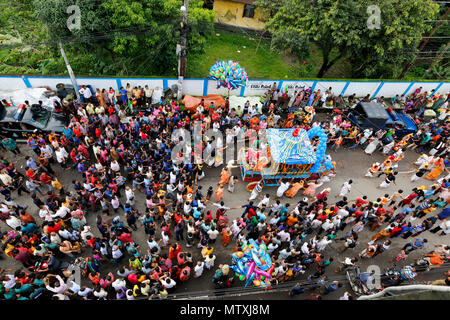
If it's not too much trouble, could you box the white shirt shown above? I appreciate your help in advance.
[39,206,50,219]
[207,229,219,240]
[52,206,70,219]
[112,278,127,291]
[169,172,177,184]
[301,242,310,255]
[311,219,323,229]
[267,243,279,255]
[321,220,334,230]
[161,278,176,289]
[340,182,351,195]
[111,161,120,172]
[78,287,93,297]
[112,248,123,259]
[79,87,92,99]
[317,238,332,251]
[2,275,16,289]
[278,230,291,242]
[277,182,290,196]
[125,189,134,202]
[258,196,270,208]
[194,262,205,277]
[270,203,281,213]
[337,208,349,219]
[55,148,68,163]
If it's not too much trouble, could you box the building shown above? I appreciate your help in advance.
[213,0,267,31]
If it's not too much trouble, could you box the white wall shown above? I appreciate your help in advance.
[206,79,235,96]
[0,76,447,99]
[440,83,450,94]
[315,81,348,96]
[181,79,204,96]
[119,79,164,91]
[243,80,280,96]
[0,77,27,91]
[344,81,381,97]
[406,82,443,96]
[280,80,315,93]
[376,82,411,98]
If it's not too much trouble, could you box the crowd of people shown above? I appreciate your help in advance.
[0,82,448,300]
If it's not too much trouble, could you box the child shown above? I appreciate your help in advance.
[206,186,213,201]
[186,232,194,247]
[161,230,170,247]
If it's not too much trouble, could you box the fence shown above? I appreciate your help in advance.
[0,75,448,99]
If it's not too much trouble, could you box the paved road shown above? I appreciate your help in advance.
[0,136,448,300]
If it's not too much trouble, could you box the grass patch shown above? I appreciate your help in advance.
[187,30,301,79]
[187,30,353,79]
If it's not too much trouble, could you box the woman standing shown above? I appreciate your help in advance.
[96,89,106,108]
[102,88,110,105]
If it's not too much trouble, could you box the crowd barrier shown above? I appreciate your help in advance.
[0,75,448,99]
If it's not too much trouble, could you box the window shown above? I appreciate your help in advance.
[243,4,255,18]
[3,122,22,130]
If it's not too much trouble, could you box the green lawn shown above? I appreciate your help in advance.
[187,30,353,79]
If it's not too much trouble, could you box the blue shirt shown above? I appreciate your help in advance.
[411,238,425,249]
[399,207,413,215]
[119,89,127,101]
[61,127,73,140]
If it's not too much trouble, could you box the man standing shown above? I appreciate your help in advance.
[79,85,93,104]
[2,138,20,155]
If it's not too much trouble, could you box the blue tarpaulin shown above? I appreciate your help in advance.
[266,128,317,165]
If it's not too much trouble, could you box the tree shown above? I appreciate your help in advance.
[100,0,215,75]
[255,0,439,79]
[33,0,111,43]
[350,0,441,79]
[32,0,215,76]
[270,29,310,63]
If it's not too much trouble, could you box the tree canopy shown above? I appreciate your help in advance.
[255,0,440,78]
[32,0,215,76]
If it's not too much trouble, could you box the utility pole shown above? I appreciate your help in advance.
[399,7,450,79]
[177,0,189,101]
[59,41,81,103]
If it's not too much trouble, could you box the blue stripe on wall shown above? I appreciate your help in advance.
[163,79,168,90]
[402,82,415,96]
[433,82,444,96]
[240,85,246,97]
[22,76,32,88]
[115,79,122,90]
[371,82,384,99]
[203,80,208,96]
[340,81,350,96]
[277,81,284,91]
